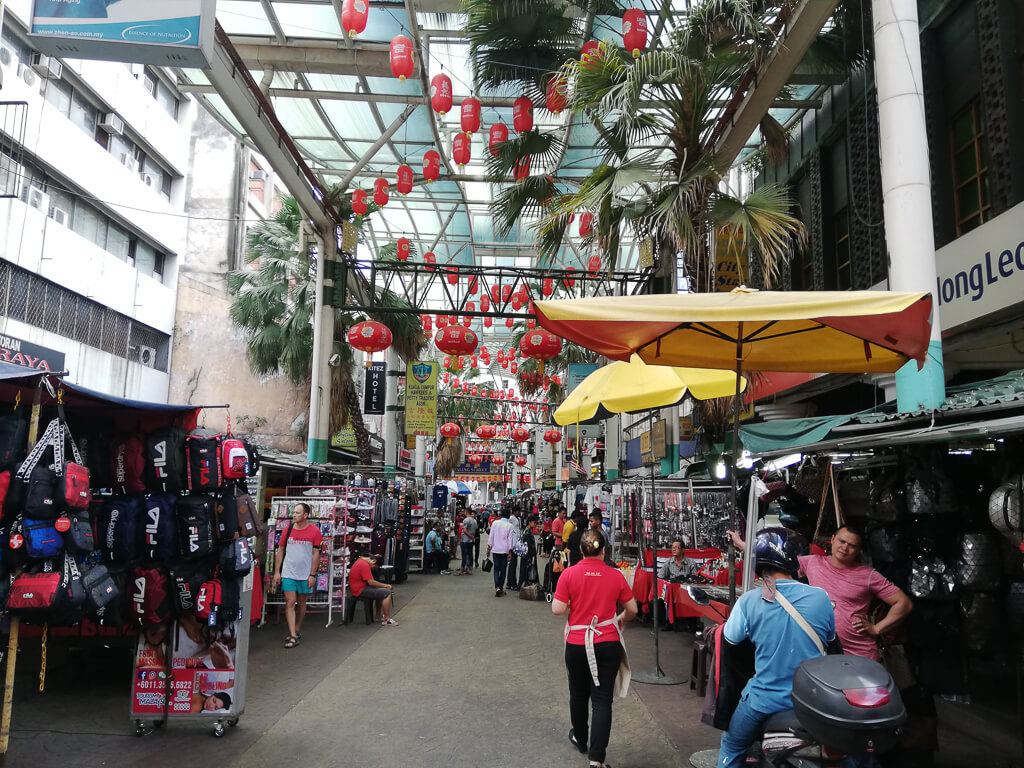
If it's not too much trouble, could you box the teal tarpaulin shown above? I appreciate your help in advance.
[739,414,855,455]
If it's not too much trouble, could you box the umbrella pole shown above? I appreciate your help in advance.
[728,332,742,606]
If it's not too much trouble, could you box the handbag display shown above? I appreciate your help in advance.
[952,532,1001,592]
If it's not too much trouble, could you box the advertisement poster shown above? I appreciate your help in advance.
[404,361,438,436]
[131,627,170,715]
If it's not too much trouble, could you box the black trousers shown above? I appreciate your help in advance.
[506,553,519,588]
[565,640,622,765]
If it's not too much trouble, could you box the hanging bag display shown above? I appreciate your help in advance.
[988,474,1024,547]
[0,396,27,471]
[11,419,62,520]
[63,509,95,554]
[54,397,90,510]
[170,559,209,614]
[233,484,263,537]
[23,517,64,560]
[811,463,845,549]
[221,418,248,480]
[219,537,252,578]
[130,565,173,625]
[214,487,240,543]
[81,562,119,614]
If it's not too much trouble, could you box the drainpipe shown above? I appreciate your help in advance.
[873,0,945,410]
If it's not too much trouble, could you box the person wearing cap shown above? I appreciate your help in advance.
[552,530,637,768]
[349,552,397,626]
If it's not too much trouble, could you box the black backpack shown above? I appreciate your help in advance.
[78,430,110,491]
[243,440,261,477]
[169,559,210,614]
[0,410,27,471]
[219,538,252,578]
[218,577,242,626]
[98,496,141,563]
[214,487,239,543]
[144,427,187,493]
[92,565,129,627]
[139,494,177,562]
[176,495,215,559]
[186,433,222,492]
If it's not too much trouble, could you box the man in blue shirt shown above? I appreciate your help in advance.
[719,528,836,768]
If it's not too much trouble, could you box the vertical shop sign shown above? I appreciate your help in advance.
[652,419,667,459]
[405,361,438,436]
[364,362,386,414]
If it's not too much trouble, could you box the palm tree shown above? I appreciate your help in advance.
[228,190,426,462]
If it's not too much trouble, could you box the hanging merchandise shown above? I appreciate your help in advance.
[396,164,414,195]
[423,150,441,182]
[347,320,392,353]
[987,476,1023,546]
[430,73,453,115]
[341,0,368,37]
[513,96,534,133]
[579,211,594,237]
[397,237,410,261]
[373,178,390,207]
[423,251,437,270]
[453,133,471,168]
[519,329,562,375]
[622,8,648,58]
[351,188,368,215]
[435,326,478,356]
[460,97,481,134]
[389,35,414,80]
[489,122,509,155]
[546,76,568,114]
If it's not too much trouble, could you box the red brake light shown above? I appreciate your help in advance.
[843,686,890,708]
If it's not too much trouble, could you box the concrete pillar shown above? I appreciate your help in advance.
[873,0,945,411]
[414,435,426,477]
[306,227,333,464]
[383,348,400,474]
[605,415,620,480]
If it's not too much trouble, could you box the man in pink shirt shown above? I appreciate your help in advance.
[729,524,912,661]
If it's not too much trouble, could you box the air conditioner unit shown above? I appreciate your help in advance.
[142,74,156,93]
[120,153,140,173]
[249,169,267,181]
[26,185,49,212]
[99,113,124,135]
[137,345,157,368]
[50,206,69,226]
[18,63,36,87]
[30,53,62,80]
[142,173,155,187]
[0,44,16,68]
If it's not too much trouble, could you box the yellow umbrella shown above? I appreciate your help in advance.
[553,355,745,426]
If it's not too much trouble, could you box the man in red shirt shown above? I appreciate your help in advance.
[349,553,397,625]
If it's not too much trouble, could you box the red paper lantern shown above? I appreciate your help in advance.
[519,328,562,375]
[347,320,392,353]
[396,164,414,195]
[513,155,531,182]
[423,150,441,183]
[623,9,648,58]
[446,266,459,285]
[468,275,479,296]
[443,355,452,369]
[546,76,568,114]
[397,237,410,261]
[480,293,490,311]
[581,40,601,65]
[470,385,478,396]
[563,266,576,288]
[514,455,528,467]
[543,429,562,444]
[460,97,481,134]
[542,278,554,297]
[489,122,509,155]
[511,427,530,442]
[491,455,506,467]
[434,325,478,355]
[453,132,471,168]
[476,424,497,440]
[352,188,367,216]
[505,317,515,328]
[579,211,594,238]
[497,351,505,363]
[424,251,436,270]
[430,73,453,115]
[442,372,450,383]
[341,0,368,37]
[421,314,432,333]
[511,297,522,311]
[469,454,483,466]
[511,361,518,373]
[526,319,536,330]
[470,354,478,367]
[500,357,509,368]
[373,177,390,207]
[389,35,414,81]
[440,422,460,439]
[513,96,534,133]
[437,315,448,328]
[588,255,601,274]
[491,284,501,303]
[484,317,492,328]
[501,285,513,302]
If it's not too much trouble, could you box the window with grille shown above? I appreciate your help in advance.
[950,101,990,236]
[834,207,852,291]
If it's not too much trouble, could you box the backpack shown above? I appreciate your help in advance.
[186,433,222,492]
[213,488,239,543]
[176,495,215,559]
[144,426,187,493]
[6,556,83,624]
[78,430,111,491]
[93,565,129,627]
[130,566,173,625]
[110,434,146,495]
[244,440,261,477]
[219,538,252,578]
[139,494,176,562]
[169,559,209,614]
[98,496,141,563]
[223,482,262,538]
[219,577,241,625]
[23,517,64,560]
[195,577,222,623]
[63,510,95,554]
[81,563,119,614]
[0,410,27,470]
[221,437,248,480]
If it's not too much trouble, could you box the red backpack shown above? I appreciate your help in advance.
[195,578,222,622]
[221,437,248,480]
[110,434,146,494]
[130,566,173,626]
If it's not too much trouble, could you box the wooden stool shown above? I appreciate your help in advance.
[690,636,710,697]
[344,593,375,625]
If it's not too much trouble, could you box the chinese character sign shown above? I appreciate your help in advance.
[405,361,438,436]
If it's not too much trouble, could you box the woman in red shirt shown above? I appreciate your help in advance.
[552,530,637,768]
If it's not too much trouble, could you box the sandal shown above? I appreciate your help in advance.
[284,636,299,648]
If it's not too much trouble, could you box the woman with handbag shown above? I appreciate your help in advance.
[517,513,539,588]
[552,530,637,768]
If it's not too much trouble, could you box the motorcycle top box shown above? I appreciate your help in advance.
[791,655,906,756]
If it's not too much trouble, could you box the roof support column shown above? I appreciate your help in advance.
[874,0,945,410]
[308,225,335,464]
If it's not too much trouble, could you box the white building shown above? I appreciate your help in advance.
[0,1,194,401]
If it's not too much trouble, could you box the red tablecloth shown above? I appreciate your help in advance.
[631,568,732,622]
[632,567,654,611]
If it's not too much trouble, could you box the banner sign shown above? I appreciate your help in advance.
[363,362,386,414]
[329,428,383,453]
[0,333,64,372]
[566,363,601,438]
[398,447,412,471]
[714,226,749,292]
[30,0,216,68]
[405,361,438,436]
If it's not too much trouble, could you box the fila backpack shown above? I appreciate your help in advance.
[139,494,177,562]
[130,565,173,626]
[186,432,222,492]
[176,494,215,560]
[144,427,187,493]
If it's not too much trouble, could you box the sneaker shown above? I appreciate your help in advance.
[440,569,452,575]
[381,618,398,626]
[569,729,587,754]
[356,525,373,534]
[353,536,371,544]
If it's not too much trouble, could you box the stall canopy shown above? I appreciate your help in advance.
[741,370,1024,455]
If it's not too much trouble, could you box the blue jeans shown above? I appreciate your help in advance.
[460,541,474,571]
[719,693,772,768]
[492,553,509,590]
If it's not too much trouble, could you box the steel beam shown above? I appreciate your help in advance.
[338,103,417,189]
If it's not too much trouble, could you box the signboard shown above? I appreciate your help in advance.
[398,447,412,471]
[542,480,557,490]
[639,238,654,269]
[566,363,601,438]
[535,435,553,465]
[679,416,694,441]
[932,200,1024,330]
[329,428,383,453]
[406,434,418,449]
[640,430,653,464]
[30,0,216,68]
[714,226,749,292]
[363,362,386,415]
[0,333,64,372]
[652,419,667,459]
[404,361,438,436]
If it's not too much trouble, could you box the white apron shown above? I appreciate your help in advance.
[565,615,632,698]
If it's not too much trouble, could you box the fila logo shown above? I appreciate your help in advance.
[188,525,200,553]
[133,576,146,615]
[153,440,168,479]
[146,507,160,550]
